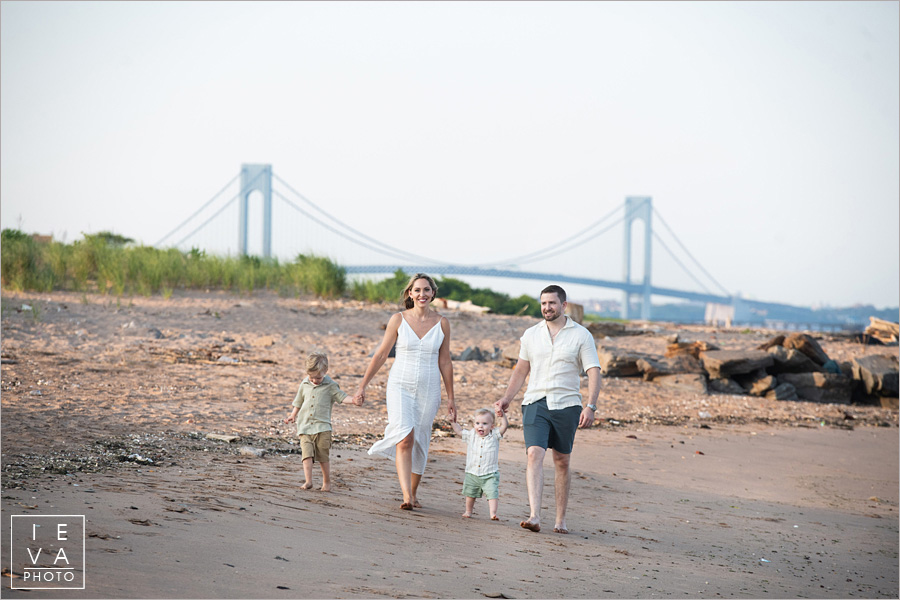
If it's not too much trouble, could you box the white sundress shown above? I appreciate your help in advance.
[368,316,444,474]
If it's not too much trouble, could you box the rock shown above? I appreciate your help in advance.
[586,322,635,339]
[783,333,829,366]
[777,372,853,404]
[766,345,822,373]
[766,382,800,401]
[238,446,266,458]
[708,377,746,395]
[457,347,486,362]
[636,355,704,381]
[251,335,277,347]
[598,346,655,377]
[217,355,239,364]
[147,327,164,339]
[206,433,240,443]
[700,350,774,379]
[651,373,708,395]
[664,341,719,359]
[565,302,584,324]
[851,354,899,397]
[757,335,785,352]
[746,374,777,397]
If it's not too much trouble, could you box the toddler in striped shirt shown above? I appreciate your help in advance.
[451,407,508,520]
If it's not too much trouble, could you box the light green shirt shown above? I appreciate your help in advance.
[291,375,348,434]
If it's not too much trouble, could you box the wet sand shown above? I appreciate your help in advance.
[1,290,897,598]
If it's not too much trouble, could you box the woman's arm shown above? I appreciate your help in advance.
[438,316,456,422]
[356,313,402,400]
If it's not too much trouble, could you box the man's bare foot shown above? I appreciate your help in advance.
[400,502,413,510]
[520,518,541,532]
[320,484,332,492]
[553,527,569,534]
[300,482,313,490]
[462,512,472,518]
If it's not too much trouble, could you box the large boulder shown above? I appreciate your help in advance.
[851,354,899,397]
[636,355,704,381]
[766,345,822,374]
[665,341,719,359]
[778,372,853,404]
[766,382,800,401]
[708,377,746,395]
[651,373,708,395]
[598,346,655,377]
[783,333,830,366]
[700,350,774,379]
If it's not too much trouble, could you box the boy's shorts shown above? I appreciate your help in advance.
[462,472,500,500]
[299,431,332,463]
[522,398,581,454]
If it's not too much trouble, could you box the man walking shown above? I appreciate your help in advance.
[494,285,601,533]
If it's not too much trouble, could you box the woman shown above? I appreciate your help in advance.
[355,273,456,510]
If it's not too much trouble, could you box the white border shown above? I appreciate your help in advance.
[10,514,86,590]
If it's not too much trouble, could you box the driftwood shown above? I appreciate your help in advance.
[865,317,899,344]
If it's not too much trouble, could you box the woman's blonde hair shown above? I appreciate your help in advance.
[401,273,439,309]
[305,352,328,374]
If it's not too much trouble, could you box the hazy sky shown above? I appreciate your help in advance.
[2,1,898,309]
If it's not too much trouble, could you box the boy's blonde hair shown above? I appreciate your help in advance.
[305,352,328,374]
[474,407,495,422]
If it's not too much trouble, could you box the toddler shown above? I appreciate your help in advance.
[451,407,508,519]
[284,352,361,491]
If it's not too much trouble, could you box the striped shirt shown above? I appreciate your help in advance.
[462,428,502,476]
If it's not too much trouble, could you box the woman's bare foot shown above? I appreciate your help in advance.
[412,498,422,508]
[462,512,472,518]
[491,515,499,521]
[400,502,414,510]
[300,481,313,490]
[520,518,541,532]
[320,484,332,492]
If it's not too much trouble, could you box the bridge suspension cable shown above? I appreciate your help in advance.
[273,173,445,266]
[652,208,730,297]
[155,172,241,247]
[472,203,626,268]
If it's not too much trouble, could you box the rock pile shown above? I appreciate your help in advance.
[599,332,899,407]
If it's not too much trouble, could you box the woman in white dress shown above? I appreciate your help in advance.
[355,273,456,510]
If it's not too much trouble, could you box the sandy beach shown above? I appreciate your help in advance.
[1,290,897,599]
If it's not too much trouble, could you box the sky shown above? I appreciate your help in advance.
[2,1,898,309]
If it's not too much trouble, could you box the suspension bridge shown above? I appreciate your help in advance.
[155,164,817,325]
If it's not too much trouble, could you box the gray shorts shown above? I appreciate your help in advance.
[522,399,580,454]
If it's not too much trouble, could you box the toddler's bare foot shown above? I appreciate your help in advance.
[300,481,313,490]
[462,512,472,518]
[320,484,332,492]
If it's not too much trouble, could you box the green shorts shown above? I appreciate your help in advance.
[462,472,500,500]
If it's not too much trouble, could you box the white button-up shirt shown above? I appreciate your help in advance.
[462,428,502,476]
[519,316,601,410]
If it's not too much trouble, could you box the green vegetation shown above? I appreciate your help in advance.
[1,229,541,315]
[0,230,346,299]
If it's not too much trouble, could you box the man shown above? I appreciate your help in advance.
[494,285,601,534]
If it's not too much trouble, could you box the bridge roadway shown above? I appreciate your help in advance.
[344,264,821,319]
[344,264,732,304]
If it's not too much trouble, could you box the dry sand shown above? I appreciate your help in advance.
[1,290,897,599]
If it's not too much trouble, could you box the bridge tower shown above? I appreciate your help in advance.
[239,164,273,257]
[621,196,653,320]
